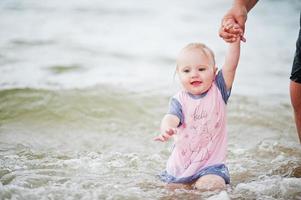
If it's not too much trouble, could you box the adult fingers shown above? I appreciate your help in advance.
[222,17,235,27]
[236,15,247,33]
[240,35,246,42]
[224,26,242,35]
[219,28,238,42]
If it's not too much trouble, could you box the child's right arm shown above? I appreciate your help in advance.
[154,114,180,142]
[221,21,241,91]
[222,39,240,91]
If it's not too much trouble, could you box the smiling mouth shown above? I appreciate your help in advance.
[191,81,202,86]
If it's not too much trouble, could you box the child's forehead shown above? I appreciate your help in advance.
[177,48,211,64]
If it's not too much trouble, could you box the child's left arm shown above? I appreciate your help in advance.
[222,38,241,91]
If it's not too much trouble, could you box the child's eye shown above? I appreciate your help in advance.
[198,68,206,71]
[183,69,190,73]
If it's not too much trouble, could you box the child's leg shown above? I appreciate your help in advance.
[165,182,193,190]
[194,174,226,191]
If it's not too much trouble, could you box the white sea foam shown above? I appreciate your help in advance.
[234,176,301,199]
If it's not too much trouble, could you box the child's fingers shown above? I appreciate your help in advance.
[153,133,170,142]
[153,135,165,142]
[162,132,172,140]
[220,31,238,41]
[223,24,234,31]
[223,21,243,33]
[232,26,246,42]
[226,27,242,35]
[166,128,176,136]
[222,18,235,28]
[153,129,176,142]
[221,21,245,43]
[233,24,240,30]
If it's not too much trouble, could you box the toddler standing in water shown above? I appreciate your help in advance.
[154,23,242,191]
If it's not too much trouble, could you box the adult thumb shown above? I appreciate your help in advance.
[236,15,247,33]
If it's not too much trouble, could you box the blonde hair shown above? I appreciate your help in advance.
[178,42,216,67]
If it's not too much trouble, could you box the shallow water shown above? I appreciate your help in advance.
[1,88,301,199]
[1,0,301,199]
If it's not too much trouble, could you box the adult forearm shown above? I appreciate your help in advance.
[233,0,258,12]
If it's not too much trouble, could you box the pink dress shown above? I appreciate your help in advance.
[160,79,229,183]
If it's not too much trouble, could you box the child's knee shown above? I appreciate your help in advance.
[194,174,226,191]
[165,183,192,190]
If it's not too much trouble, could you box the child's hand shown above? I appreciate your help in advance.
[153,128,177,142]
[223,19,246,42]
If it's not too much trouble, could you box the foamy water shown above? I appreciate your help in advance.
[1,0,301,199]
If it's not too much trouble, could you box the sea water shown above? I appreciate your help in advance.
[1,0,301,199]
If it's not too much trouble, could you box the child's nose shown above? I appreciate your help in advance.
[191,69,199,78]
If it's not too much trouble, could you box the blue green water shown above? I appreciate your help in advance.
[1,87,301,199]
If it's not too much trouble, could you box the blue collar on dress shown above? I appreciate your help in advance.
[187,91,208,99]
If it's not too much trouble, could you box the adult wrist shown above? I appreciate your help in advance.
[233,0,258,12]
[233,0,248,9]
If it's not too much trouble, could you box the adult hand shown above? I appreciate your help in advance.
[219,5,248,42]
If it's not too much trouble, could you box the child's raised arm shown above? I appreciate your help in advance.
[222,38,240,91]
[154,114,179,142]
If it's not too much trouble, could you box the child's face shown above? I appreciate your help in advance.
[176,48,216,95]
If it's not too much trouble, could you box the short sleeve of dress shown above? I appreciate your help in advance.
[215,70,231,104]
[167,97,183,126]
